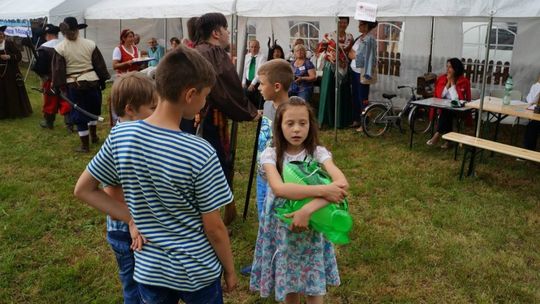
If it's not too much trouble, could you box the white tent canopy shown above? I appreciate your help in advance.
[235,0,540,18]
[84,0,236,19]
[0,0,95,24]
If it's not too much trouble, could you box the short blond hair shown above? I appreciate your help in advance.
[293,44,306,53]
[111,72,157,117]
[257,59,294,91]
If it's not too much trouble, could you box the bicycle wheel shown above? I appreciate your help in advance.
[362,104,389,137]
[408,105,432,134]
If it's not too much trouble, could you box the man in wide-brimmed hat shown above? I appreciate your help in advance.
[32,23,73,130]
[51,17,110,152]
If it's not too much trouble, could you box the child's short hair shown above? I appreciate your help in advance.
[111,72,157,117]
[257,59,294,91]
[155,45,216,103]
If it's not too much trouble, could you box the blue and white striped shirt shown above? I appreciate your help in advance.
[87,120,233,291]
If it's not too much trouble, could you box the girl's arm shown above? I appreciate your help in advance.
[321,158,349,191]
[286,158,349,231]
[286,197,330,231]
[264,163,346,202]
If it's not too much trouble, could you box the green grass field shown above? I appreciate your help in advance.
[0,68,538,303]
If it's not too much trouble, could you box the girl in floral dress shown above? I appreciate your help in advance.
[250,97,349,303]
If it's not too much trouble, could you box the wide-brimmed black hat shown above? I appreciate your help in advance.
[44,24,60,35]
[62,17,87,30]
[0,25,6,32]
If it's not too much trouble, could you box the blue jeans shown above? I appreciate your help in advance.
[138,278,223,304]
[351,71,370,122]
[107,231,141,304]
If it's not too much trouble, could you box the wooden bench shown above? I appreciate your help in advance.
[442,132,540,179]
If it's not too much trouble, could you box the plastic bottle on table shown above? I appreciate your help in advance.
[503,76,513,105]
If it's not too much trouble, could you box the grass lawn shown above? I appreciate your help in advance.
[0,68,538,303]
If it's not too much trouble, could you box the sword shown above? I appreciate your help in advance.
[32,87,105,122]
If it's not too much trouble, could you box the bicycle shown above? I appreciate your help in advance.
[361,85,434,137]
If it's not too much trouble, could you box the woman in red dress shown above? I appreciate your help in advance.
[112,29,140,75]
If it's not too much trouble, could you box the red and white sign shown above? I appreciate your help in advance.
[355,2,378,22]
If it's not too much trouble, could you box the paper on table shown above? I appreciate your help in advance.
[133,57,155,63]
[527,104,536,110]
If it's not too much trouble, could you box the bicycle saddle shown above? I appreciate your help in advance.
[383,93,397,100]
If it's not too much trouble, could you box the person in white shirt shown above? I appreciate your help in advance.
[242,40,266,108]
[523,75,540,150]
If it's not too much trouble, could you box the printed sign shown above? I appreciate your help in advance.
[354,2,378,22]
[0,19,32,37]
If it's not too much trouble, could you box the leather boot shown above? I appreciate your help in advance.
[75,135,90,153]
[89,125,100,144]
[39,113,55,129]
[64,114,75,133]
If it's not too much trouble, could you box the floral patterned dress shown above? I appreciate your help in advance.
[249,146,340,301]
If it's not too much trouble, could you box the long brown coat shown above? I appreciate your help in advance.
[0,39,32,119]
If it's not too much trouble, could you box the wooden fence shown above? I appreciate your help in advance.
[461,58,510,86]
[378,51,400,77]
[373,54,510,86]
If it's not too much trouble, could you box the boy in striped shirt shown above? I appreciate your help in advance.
[75,46,237,303]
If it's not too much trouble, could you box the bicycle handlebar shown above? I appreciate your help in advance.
[397,85,418,101]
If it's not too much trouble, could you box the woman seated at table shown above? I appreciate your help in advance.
[289,44,316,102]
[112,29,141,75]
[426,58,471,148]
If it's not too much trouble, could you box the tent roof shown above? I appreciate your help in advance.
[0,0,95,23]
[84,0,540,19]
[236,0,540,18]
[84,0,235,19]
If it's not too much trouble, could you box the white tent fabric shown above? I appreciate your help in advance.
[0,0,95,24]
[236,0,540,18]
[84,0,235,19]
[81,0,540,102]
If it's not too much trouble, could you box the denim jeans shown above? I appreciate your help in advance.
[107,231,141,304]
[138,278,223,304]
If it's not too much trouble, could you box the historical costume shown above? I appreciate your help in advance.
[196,42,258,183]
[0,26,33,119]
[32,24,72,129]
[316,24,354,128]
[52,17,110,152]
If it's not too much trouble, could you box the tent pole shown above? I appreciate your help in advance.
[25,18,46,82]
[428,16,434,73]
[164,19,167,49]
[334,15,339,143]
[475,12,494,138]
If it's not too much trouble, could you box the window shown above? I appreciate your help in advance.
[375,21,403,76]
[288,21,320,54]
[462,22,517,85]
[247,23,257,42]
